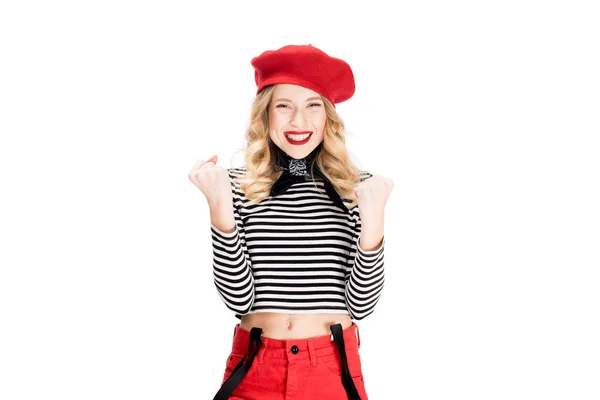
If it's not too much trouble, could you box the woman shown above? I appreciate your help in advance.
[189,44,393,399]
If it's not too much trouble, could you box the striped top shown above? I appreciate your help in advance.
[210,167,385,320]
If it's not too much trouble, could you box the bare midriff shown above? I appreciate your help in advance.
[239,312,353,340]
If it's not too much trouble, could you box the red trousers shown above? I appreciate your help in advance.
[218,323,369,400]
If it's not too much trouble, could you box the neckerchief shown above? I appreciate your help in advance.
[270,144,347,212]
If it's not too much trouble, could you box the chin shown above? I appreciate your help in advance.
[285,148,311,160]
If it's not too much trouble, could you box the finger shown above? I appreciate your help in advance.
[199,155,218,169]
[203,155,218,166]
[189,160,205,181]
[188,161,203,183]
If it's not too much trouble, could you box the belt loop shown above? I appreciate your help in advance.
[307,339,316,366]
[355,324,360,348]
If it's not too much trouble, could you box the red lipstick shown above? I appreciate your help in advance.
[284,131,313,145]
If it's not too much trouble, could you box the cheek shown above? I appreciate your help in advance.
[312,113,327,132]
[269,113,285,131]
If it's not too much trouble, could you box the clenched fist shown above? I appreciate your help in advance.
[188,155,233,207]
[353,174,394,224]
[352,174,394,251]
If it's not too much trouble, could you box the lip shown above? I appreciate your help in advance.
[284,131,312,145]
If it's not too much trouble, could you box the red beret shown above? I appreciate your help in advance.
[251,44,355,106]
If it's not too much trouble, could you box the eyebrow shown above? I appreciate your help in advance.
[273,96,323,103]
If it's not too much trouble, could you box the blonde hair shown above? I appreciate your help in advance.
[237,85,362,210]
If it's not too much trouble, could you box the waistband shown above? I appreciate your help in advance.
[230,322,361,360]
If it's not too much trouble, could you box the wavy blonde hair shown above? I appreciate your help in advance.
[237,84,362,210]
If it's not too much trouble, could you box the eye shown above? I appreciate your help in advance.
[276,104,290,108]
[309,103,322,107]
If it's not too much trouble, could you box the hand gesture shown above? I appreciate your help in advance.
[188,155,232,207]
[353,175,394,222]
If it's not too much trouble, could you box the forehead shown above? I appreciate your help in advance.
[272,83,321,99]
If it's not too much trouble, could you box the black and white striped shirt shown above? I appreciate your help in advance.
[210,167,385,320]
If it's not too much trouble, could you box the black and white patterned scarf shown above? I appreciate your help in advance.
[270,143,347,212]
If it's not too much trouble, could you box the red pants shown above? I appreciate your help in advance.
[219,323,369,399]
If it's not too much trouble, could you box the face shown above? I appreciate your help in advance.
[268,84,327,159]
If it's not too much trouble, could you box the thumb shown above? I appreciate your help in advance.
[205,154,218,166]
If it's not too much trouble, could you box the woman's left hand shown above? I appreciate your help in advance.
[353,174,394,222]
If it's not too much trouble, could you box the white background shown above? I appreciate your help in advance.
[1,1,599,399]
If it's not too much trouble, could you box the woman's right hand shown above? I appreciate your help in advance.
[188,155,233,207]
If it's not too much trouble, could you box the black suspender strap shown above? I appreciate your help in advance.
[213,327,263,400]
[330,323,362,400]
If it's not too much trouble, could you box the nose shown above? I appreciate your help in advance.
[289,108,307,128]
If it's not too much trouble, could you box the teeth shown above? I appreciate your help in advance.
[286,133,310,141]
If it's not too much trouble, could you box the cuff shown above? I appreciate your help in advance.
[357,233,385,256]
[210,222,239,239]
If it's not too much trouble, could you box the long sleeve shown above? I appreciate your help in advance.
[345,227,385,319]
[210,169,255,315]
[344,171,386,320]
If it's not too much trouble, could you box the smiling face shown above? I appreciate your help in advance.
[268,84,327,160]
